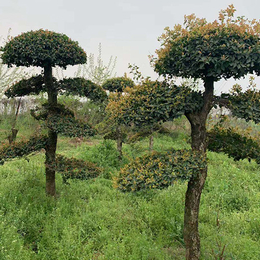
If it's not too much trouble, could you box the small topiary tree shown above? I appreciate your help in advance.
[1,29,106,196]
[107,79,203,152]
[102,77,134,159]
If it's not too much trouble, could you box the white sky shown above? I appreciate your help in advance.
[1,0,260,94]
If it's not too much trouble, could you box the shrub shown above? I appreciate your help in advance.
[114,149,206,192]
[55,154,102,183]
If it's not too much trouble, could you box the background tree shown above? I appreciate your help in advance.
[0,29,33,96]
[0,29,35,143]
[1,29,92,196]
[149,5,260,259]
[54,43,117,85]
[208,77,260,163]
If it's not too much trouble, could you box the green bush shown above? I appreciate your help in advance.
[115,149,206,192]
[55,154,102,183]
[208,126,260,164]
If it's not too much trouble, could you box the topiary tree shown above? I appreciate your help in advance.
[107,79,203,152]
[1,29,106,196]
[102,77,134,159]
[148,5,260,259]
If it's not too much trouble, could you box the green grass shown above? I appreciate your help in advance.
[0,115,260,259]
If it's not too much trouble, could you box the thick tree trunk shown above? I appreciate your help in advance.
[184,78,214,260]
[44,65,58,196]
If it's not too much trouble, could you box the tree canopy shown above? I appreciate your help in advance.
[1,29,86,68]
[152,4,260,81]
[106,80,203,128]
[102,76,134,93]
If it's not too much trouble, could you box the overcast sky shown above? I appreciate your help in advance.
[1,0,260,93]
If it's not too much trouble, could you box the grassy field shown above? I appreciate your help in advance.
[0,114,260,259]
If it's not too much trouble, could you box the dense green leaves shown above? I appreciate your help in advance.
[55,154,102,183]
[107,80,203,128]
[224,84,260,124]
[5,76,107,102]
[102,77,134,93]
[115,149,206,192]
[208,126,260,163]
[31,103,96,137]
[5,75,46,97]
[153,6,260,81]
[0,135,47,164]
[1,29,86,68]
[58,77,107,102]
[47,113,96,138]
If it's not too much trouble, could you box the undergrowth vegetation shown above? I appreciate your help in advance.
[0,114,260,259]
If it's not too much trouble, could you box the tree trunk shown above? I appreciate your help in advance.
[116,126,123,160]
[8,98,21,144]
[44,65,58,196]
[149,134,154,153]
[184,78,214,260]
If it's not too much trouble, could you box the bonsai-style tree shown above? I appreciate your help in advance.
[102,76,134,159]
[1,29,104,196]
[107,79,203,152]
[149,5,260,259]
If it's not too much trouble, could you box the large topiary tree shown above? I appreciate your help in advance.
[149,5,260,259]
[1,29,102,196]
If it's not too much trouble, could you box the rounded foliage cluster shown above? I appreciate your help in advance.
[31,103,96,137]
[5,75,45,98]
[102,77,134,93]
[55,155,102,183]
[0,135,48,164]
[1,29,86,68]
[106,80,203,128]
[58,78,107,102]
[226,84,260,124]
[153,5,260,81]
[5,76,107,103]
[208,126,260,163]
[114,149,206,192]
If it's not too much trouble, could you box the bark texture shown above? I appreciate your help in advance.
[116,127,123,160]
[184,78,214,260]
[44,65,58,196]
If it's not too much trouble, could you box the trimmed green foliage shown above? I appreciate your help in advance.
[208,126,260,164]
[153,5,260,81]
[55,154,102,183]
[58,77,107,102]
[47,113,96,138]
[115,149,206,192]
[106,80,203,128]
[0,135,47,164]
[5,75,45,98]
[31,103,96,137]
[225,83,260,124]
[1,29,86,68]
[102,77,134,93]
[5,76,107,102]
